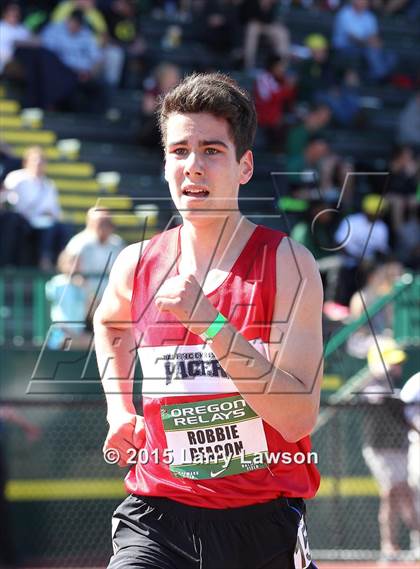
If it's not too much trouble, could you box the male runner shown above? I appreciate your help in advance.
[94,72,323,569]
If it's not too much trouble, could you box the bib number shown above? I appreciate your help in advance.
[161,395,268,480]
[294,516,312,569]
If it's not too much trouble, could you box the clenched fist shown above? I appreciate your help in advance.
[103,412,146,467]
[154,274,218,336]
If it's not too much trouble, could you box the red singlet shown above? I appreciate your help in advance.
[126,225,320,508]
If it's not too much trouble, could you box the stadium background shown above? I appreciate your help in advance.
[0,0,419,567]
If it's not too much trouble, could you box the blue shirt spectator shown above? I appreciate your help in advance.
[333,0,378,49]
[41,10,102,73]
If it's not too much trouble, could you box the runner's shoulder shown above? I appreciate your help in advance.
[276,236,319,276]
[108,240,150,298]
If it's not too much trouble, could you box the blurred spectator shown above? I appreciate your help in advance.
[291,199,342,299]
[138,62,181,147]
[98,0,146,86]
[194,0,241,56]
[15,9,106,111]
[51,0,108,35]
[0,1,31,74]
[372,0,420,16]
[287,135,353,203]
[52,0,128,86]
[400,372,420,555]
[316,69,362,127]
[0,142,21,183]
[334,194,390,306]
[0,189,34,267]
[362,340,419,559]
[396,203,420,270]
[291,200,337,260]
[286,104,331,158]
[41,9,106,109]
[64,208,124,312]
[333,0,397,81]
[347,261,403,358]
[152,0,189,20]
[45,250,91,349]
[386,145,419,229]
[298,34,362,126]
[3,146,70,270]
[254,55,297,150]
[398,93,420,148]
[298,34,334,103]
[242,0,290,70]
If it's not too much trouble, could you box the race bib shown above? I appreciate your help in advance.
[161,394,269,480]
[294,516,312,569]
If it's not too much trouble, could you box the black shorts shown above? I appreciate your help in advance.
[108,494,317,569]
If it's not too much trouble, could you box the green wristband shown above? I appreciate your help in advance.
[200,312,228,342]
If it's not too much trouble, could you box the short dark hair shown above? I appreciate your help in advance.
[158,72,257,161]
[69,9,84,24]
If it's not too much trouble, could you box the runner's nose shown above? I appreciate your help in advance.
[183,152,203,177]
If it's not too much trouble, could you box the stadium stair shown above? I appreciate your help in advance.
[0,87,159,244]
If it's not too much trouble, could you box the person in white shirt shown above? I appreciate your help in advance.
[4,146,70,269]
[0,2,31,73]
[65,207,124,314]
[400,372,420,554]
[333,193,389,305]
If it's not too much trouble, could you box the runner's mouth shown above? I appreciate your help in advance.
[182,187,210,198]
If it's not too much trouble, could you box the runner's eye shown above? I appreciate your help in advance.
[173,148,188,156]
[205,148,219,155]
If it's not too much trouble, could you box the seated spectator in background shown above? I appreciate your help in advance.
[98,0,146,86]
[15,9,106,111]
[254,54,296,150]
[398,93,420,149]
[0,186,33,267]
[298,34,334,103]
[64,208,124,314]
[286,104,331,158]
[316,68,362,127]
[291,200,341,299]
[333,0,397,81]
[298,34,362,127]
[287,135,353,204]
[138,62,181,147]
[386,144,419,229]
[242,0,290,70]
[41,9,105,109]
[291,200,337,260]
[334,194,390,306]
[0,1,31,75]
[396,203,420,271]
[194,0,241,57]
[52,0,107,33]
[3,146,70,270]
[372,0,420,17]
[52,0,127,87]
[347,261,403,358]
[0,142,21,182]
[45,250,91,349]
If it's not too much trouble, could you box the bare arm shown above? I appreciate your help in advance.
[93,241,147,466]
[208,239,323,441]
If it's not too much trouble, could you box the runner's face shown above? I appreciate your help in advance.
[164,113,253,223]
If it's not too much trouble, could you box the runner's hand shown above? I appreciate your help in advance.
[155,274,218,336]
[103,413,146,467]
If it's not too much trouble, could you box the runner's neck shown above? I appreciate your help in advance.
[178,215,256,281]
